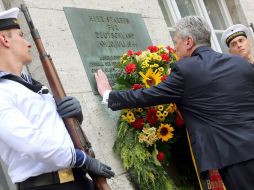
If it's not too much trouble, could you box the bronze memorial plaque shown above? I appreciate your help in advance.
[64,7,152,93]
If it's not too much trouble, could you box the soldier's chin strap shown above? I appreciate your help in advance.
[1,74,49,94]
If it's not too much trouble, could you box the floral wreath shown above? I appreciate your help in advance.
[112,45,198,190]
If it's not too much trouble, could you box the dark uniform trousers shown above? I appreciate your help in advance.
[218,159,254,190]
[17,169,97,190]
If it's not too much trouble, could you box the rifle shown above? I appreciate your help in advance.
[250,23,254,33]
[20,4,111,190]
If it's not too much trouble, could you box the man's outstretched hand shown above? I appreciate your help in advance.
[94,69,112,96]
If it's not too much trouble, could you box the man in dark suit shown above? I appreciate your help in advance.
[95,15,254,190]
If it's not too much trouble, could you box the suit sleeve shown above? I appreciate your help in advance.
[108,64,184,111]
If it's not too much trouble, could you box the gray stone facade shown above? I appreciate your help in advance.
[0,0,254,189]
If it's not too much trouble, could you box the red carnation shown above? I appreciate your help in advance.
[147,45,159,53]
[131,117,144,129]
[166,46,175,54]
[161,75,167,81]
[160,53,170,62]
[127,50,134,56]
[135,51,142,56]
[176,115,184,127]
[157,151,165,162]
[146,108,158,126]
[132,83,143,90]
[125,63,136,74]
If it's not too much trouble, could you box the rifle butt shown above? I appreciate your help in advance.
[64,118,112,190]
[92,176,111,190]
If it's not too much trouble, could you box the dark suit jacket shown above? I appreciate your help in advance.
[108,46,254,172]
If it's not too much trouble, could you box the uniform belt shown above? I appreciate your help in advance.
[18,169,75,189]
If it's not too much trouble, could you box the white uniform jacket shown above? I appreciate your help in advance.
[0,79,75,183]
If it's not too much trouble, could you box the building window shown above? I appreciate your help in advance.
[0,1,4,11]
[158,0,234,53]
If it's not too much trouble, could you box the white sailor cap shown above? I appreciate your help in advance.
[221,24,249,48]
[0,7,20,31]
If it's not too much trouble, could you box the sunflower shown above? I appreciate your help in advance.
[139,68,162,88]
[157,124,174,142]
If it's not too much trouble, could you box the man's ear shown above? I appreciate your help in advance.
[0,33,10,48]
[185,36,194,50]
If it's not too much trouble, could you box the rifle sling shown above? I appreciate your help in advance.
[1,74,49,94]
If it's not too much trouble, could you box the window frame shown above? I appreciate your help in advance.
[159,0,234,52]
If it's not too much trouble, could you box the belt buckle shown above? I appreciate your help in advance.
[58,169,75,183]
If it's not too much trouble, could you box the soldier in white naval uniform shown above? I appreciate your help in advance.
[0,7,114,190]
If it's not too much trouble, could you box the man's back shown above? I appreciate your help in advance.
[176,46,254,172]
[108,46,254,172]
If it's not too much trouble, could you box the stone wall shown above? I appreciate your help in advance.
[2,0,171,189]
[239,0,254,25]
[2,0,254,189]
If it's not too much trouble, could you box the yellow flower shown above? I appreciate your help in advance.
[157,105,164,111]
[122,114,135,123]
[127,111,134,119]
[121,110,136,123]
[167,103,176,113]
[136,53,147,62]
[156,111,162,117]
[155,55,162,61]
[135,108,143,112]
[157,124,174,142]
[163,111,168,117]
[149,53,157,60]
[122,109,130,113]
[140,127,158,146]
[139,134,147,143]
[142,127,156,135]
[157,45,164,49]
[120,53,128,64]
[158,67,164,72]
[121,115,128,122]
[174,53,179,61]
[144,57,150,62]
[148,133,158,146]
[129,117,135,123]
[156,109,166,121]
[141,61,149,69]
[150,64,159,68]
[139,68,162,88]
[158,115,165,122]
